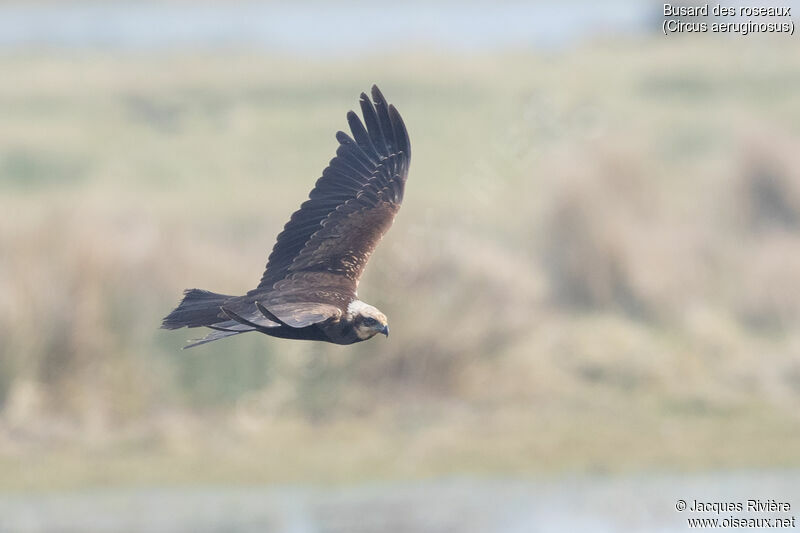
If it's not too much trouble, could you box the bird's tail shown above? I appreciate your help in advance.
[161,289,232,329]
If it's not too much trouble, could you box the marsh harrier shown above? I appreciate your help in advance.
[162,86,410,348]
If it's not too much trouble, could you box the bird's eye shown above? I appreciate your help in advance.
[364,317,378,326]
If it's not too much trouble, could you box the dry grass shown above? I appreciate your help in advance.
[2,37,800,489]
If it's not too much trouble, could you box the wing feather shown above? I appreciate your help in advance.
[184,329,246,349]
[255,85,411,298]
[359,92,388,156]
[346,111,381,163]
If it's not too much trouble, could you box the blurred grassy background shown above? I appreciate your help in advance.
[2,35,800,491]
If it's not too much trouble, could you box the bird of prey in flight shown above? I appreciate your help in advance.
[162,86,410,348]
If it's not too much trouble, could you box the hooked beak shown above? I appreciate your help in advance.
[381,324,389,337]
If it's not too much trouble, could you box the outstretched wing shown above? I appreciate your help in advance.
[253,85,411,302]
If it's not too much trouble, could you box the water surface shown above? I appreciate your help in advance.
[0,1,648,54]
[2,471,798,533]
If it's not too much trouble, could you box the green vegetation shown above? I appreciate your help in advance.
[2,37,800,490]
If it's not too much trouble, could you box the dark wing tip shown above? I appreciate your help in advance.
[335,130,353,144]
[387,103,411,158]
[371,85,386,104]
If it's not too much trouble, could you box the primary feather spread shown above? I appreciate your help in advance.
[162,85,411,348]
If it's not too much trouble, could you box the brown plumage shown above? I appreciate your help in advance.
[162,86,411,348]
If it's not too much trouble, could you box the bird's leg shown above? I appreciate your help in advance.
[255,301,292,328]
[220,306,275,333]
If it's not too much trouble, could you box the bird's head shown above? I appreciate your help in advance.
[348,300,389,340]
